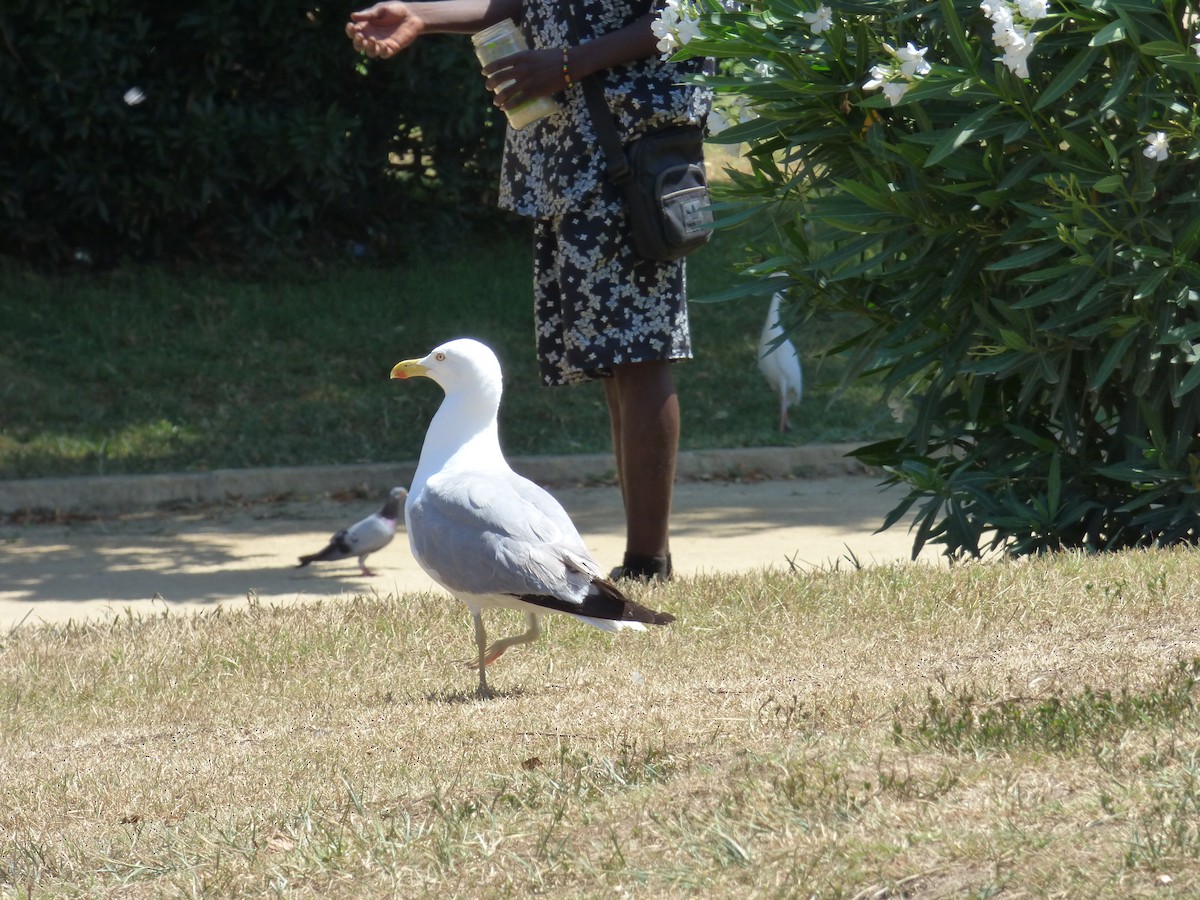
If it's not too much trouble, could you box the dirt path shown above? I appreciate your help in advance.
[0,475,937,630]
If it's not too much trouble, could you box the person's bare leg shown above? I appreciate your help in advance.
[603,376,629,523]
[603,361,679,574]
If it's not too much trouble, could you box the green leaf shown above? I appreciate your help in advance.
[984,241,1063,271]
[1012,263,1080,285]
[1034,47,1100,110]
[1089,21,1127,47]
[837,178,897,214]
[1092,175,1124,193]
[1174,208,1200,258]
[1100,52,1140,112]
[998,328,1030,350]
[1175,362,1200,401]
[924,106,1002,168]
[939,0,975,67]
[1090,328,1139,391]
[809,194,891,232]
[1005,424,1058,453]
[692,276,783,304]
[1157,54,1200,73]
[1132,267,1171,303]
[715,116,788,144]
[1139,40,1186,56]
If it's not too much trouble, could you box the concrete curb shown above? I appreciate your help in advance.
[0,443,876,517]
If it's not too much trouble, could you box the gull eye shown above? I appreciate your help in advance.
[435,352,446,361]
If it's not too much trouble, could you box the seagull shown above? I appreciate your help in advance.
[296,486,407,576]
[758,290,803,432]
[391,338,675,698]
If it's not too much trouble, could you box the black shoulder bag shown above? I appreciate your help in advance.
[570,24,713,261]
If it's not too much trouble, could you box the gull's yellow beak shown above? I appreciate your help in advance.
[391,359,429,380]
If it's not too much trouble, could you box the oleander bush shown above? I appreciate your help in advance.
[674,0,1200,557]
[0,2,505,266]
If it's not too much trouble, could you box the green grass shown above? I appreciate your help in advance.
[0,223,898,480]
[5,550,1200,895]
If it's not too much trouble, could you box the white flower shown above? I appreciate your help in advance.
[652,26,679,56]
[675,12,702,45]
[652,0,701,58]
[895,42,931,78]
[754,61,772,77]
[1144,131,1169,162]
[802,5,834,34]
[992,21,1026,48]
[987,4,1015,34]
[708,97,756,134]
[982,0,1047,77]
[1016,0,1049,20]
[1193,33,1200,58]
[887,395,910,423]
[1001,33,1036,76]
[881,81,911,106]
[984,0,1012,28]
[862,63,890,91]
[707,106,735,135]
[863,43,930,106]
[656,0,681,25]
[652,1,681,55]
[122,87,146,106]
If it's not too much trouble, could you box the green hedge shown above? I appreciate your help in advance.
[0,2,506,266]
[684,0,1200,557]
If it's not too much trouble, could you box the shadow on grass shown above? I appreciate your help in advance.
[423,685,529,705]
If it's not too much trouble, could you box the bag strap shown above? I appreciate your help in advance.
[564,9,633,186]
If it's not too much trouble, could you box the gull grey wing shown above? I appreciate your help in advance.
[409,471,596,599]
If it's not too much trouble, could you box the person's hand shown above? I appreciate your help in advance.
[346,3,426,59]
[482,48,564,111]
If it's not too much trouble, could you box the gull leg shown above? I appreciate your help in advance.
[465,612,542,669]
[473,611,492,699]
[483,613,542,666]
[779,393,791,433]
[358,555,377,577]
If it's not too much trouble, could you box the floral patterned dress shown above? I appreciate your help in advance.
[497,0,711,386]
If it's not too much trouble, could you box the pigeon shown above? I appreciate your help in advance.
[390,338,675,698]
[296,486,407,576]
[758,290,803,432]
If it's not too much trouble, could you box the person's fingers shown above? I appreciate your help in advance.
[360,38,395,59]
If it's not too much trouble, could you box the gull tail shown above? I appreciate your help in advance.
[516,578,675,629]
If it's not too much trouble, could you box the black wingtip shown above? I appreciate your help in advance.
[516,577,675,626]
[592,576,675,626]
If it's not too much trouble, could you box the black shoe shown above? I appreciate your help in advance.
[609,553,673,583]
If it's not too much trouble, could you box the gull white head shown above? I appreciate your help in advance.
[391,338,507,488]
[390,337,503,399]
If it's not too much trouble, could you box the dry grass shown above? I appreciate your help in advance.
[4,550,1200,897]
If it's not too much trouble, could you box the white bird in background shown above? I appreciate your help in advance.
[758,290,803,433]
[296,486,407,576]
[391,338,675,699]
